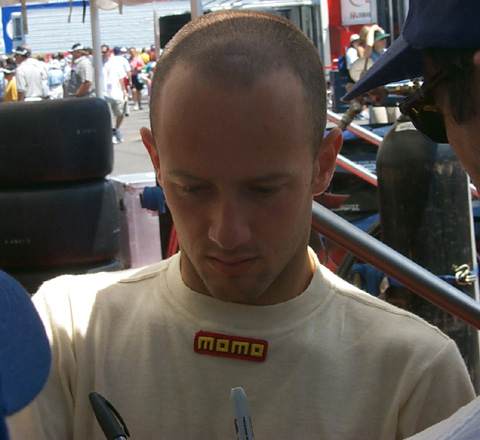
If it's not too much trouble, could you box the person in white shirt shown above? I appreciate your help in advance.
[14,46,48,101]
[345,33,362,70]
[111,46,132,116]
[101,45,128,144]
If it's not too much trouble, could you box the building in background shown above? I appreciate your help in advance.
[1,0,406,74]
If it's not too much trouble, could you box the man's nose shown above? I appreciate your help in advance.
[208,197,251,250]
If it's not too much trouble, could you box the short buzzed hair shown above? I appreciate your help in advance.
[150,10,327,152]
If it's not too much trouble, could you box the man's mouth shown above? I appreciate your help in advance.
[207,256,257,277]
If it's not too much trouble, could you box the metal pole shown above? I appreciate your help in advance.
[152,1,160,60]
[319,0,331,72]
[311,201,480,330]
[90,0,103,99]
[190,0,203,19]
[327,110,382,146]
[336,154,378,187]
[387,0,394,43]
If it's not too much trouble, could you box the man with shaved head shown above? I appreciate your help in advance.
[7,10,473,439]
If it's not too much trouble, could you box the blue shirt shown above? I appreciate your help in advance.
[47,68,64,87]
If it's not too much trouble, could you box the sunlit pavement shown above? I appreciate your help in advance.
[109,99,154,177]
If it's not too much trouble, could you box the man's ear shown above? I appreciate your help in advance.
[312,127,343,196]
[140,126,162,185]
[474,49,480,69]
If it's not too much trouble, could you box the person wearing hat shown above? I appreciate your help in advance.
[343,0,480,192]
[66,43,95,98]
[343,1,480,438]
[13,46,48,101]
[2,62,18,103]
[358,24,390,63]
[370,29,390,62]
[346,25,394,124]
[345,33,363,71]
[0,270,51,440]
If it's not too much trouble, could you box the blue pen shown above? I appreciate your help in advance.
[89,391,130,440]
[231,387,255,440]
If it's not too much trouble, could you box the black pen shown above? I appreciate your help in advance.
[89,391,130,440]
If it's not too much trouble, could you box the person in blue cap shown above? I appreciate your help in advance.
[343,0,480,191]
[0,271,51,440]
[345,1,480,438]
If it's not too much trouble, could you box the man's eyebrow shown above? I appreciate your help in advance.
[167,170,204,180]
[244,172,296,183]
[167,170,296,182]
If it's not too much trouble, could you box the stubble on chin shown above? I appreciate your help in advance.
[178,248,274,303]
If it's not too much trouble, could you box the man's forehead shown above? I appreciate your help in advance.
[161,60,300,98]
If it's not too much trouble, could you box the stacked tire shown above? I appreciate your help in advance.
[0,98,121,293]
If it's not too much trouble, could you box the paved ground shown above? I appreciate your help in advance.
[109,100,154,177]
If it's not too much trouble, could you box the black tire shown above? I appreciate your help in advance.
[0,179,120,268]
[0,98,113,185]
[6,259,122,294]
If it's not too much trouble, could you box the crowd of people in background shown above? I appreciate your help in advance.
[0,43,159,143]
[343,23,390,84]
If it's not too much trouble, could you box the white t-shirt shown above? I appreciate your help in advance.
[15,58,48,99]
[7,251,475,439]
[112,55,131,77]
[102,57,126,100]
[346,46,359,70]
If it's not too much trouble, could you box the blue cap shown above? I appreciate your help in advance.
[343,0,480,101]
[0,271,51,440]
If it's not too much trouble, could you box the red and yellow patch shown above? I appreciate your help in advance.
[194,331,268,362]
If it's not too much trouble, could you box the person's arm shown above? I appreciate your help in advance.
[119,76,128,99]
[15,69,26,101]
[363,24,383,59]
[404,396,480,440]
[75,81,92,97]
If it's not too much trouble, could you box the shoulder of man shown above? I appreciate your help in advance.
[34,259,168,306]
[320,264,455,347]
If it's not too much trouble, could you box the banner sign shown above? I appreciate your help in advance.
[341,0,373,26]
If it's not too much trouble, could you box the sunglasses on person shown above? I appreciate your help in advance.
[399,70,450,144]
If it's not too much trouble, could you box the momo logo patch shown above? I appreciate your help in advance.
[194,331,268,362]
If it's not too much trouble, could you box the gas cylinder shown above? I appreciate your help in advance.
[376,114,480,390]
